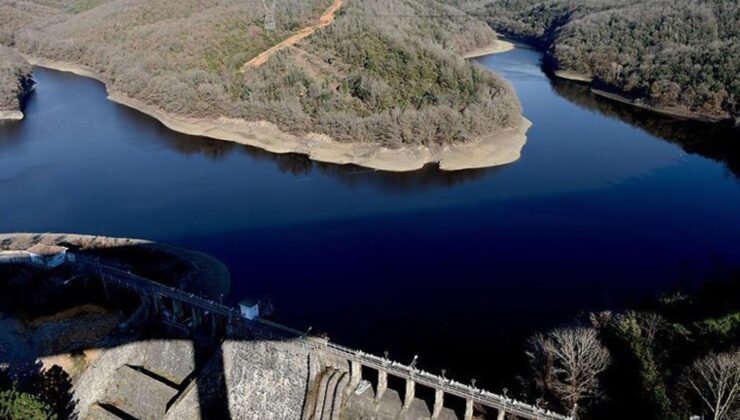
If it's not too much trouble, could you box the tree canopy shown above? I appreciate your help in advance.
[470,0,739,122]
[1,0,522,146]
[0,46,33,112]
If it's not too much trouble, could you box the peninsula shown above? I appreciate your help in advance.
[0,0,529,171]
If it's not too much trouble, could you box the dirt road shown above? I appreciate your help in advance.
[241,0,343,71]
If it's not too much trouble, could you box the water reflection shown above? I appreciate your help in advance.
[252,151,499,193]
[112,97,494,192]
[110,104,240,160]
[0,121,25,153]
[0,90,37,154]
[550,80,740,179]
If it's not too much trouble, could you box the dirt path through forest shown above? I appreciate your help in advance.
[241,0,343,71]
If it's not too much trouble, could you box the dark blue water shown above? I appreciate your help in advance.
[1,46,739,388]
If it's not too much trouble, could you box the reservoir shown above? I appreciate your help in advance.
[1,45,738,389]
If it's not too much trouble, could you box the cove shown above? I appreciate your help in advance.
[1,45,739,389]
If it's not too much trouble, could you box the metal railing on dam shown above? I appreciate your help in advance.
[80,255,571,420]
[317,342,570,420]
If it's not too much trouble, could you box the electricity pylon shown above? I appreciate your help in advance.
[263,0,277,31]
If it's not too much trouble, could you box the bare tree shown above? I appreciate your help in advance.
[685,349,740,420]
[636,312,665,349]
[526,327,611,418]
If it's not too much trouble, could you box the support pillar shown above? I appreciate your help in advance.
[403,379,415,409]
[464,399,474,420]
[497,408,506,420]
[432,389,444,419]
[226,316,238,335]
[349,360,362,390]
[172,300,183,320]
[152,294,161,314]
[376,370,387,401]
[211,314,218,336]
[192,307,202,326]
[163,298,174,321]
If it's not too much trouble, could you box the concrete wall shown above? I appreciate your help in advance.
[74,338,492,420]
[73,340,196,419]
[223,340,316,419]
[164,339,324,420]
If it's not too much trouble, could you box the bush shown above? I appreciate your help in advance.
[0,390,55,420]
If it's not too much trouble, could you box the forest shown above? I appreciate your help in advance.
[467,0,740,122]
[0,46,33,114]
[0,0,522,146]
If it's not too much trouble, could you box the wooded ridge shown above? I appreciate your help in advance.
[0,0,522,147]
[467,0,739,123]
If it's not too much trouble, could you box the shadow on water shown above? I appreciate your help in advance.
[478,41,740,181]
[111,99,497,192]
[549,72,740,180]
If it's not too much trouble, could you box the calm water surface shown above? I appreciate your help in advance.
[1,46,739,388]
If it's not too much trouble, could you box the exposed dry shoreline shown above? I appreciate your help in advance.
[23,54,529,172]
[0,110,24,121]
[553,69,593,83]
[553,68,732,123]
[463,38,515,59]
[591,89,730,123]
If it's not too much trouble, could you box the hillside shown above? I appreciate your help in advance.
[0,0,527,170]
[469,0,740,123]
[0,46,33,120]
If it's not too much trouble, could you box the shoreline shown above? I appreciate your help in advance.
[553,69,593,83]
[551,67,731,124]
[463,38,515,59]
[24,55,529,172]
[591,88,730,124]
[497,32,735,125]
[468,27,739,126]
[0,110,24,121]
[0,232,230,298]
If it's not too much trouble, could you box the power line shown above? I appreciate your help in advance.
[340,13,494,18]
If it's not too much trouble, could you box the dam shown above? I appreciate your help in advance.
[72,254,570,420]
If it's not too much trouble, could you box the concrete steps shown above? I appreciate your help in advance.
[311,369,335,419]
[307,368,349,420]
[330,371,349,420]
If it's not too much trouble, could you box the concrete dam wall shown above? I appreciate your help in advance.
[74,339,498,420]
